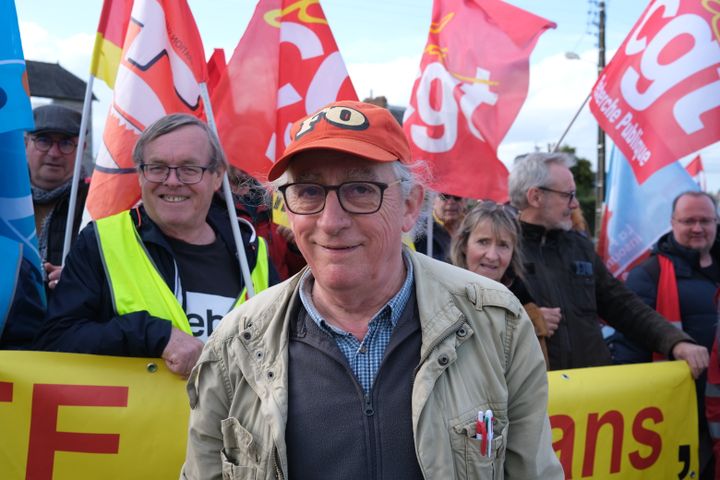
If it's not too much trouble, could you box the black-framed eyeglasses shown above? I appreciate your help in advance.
[139,163,210,185]
[438,193,463,202]
[538,186,576,206]
[30,135,77,154]
[278,180,403,215]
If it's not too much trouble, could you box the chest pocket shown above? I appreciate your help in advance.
[571,260,597,314]
[450,409,508,480]
[221,417,260,480]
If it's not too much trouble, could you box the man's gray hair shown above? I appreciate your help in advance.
[508,152,573,209]
[132,113,228,172]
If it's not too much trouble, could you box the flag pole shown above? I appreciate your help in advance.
[198,82,255,298]
[425,192,435,258]
[61,75,95,265]
[552,93,590,153]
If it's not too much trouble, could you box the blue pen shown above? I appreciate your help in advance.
[485,409,493,457]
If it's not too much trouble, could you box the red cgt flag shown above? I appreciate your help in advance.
[85,0,208,221]
[403,0,554,201]
[211,0,357,181]
[590,1,720,184]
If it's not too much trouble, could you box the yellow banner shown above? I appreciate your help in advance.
[549,362,698,479]
[0,352,699,479]
[0,352,188,480]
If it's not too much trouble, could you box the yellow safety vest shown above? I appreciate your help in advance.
[95,211,270,334]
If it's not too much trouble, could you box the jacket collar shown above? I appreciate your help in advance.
[655,231,719,274]
[408,250,469,357]
[131,199,248,259]
[520,220,562,244]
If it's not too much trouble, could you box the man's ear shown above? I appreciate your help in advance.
[526,186,543,208]
[402,184,425,233]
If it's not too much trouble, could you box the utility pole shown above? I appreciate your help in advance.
[594,0,606,240]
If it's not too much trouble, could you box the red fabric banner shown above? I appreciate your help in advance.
[97,0,133,46]
[85,0,208,221]
[589,0,720,184]
[211,0,357,181]
[403,0,554,201]
[206,48,226,96]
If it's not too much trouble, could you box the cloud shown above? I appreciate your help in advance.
[346,55,421,107]
[20,20,94,79]
[501,49,600,167]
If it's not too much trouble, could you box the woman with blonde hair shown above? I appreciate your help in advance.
[450,201,556,366]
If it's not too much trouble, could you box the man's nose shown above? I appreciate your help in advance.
[317,191,351,231]
[47,141,64,156]
[163,168,183,185]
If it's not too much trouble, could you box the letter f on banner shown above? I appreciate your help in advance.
[25,384,129,480]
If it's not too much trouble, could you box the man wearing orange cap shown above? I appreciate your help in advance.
[182,101,562,479]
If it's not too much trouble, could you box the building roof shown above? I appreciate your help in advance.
[26,60,94,102]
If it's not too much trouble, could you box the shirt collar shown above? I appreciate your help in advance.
[299,250,415,334]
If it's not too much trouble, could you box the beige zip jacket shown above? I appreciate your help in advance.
[181,250,563,479]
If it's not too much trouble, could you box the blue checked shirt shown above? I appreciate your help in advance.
[299,251,414,394]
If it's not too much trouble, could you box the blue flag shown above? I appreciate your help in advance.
[598,145,699,279]
[0,0,42,334]
[0,0,33,133]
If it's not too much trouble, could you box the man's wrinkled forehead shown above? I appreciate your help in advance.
[287,150,389,182]
[291,165,382,183]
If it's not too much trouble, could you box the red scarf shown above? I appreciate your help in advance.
[653,255,682,361]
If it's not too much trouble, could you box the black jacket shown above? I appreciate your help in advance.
[0,258,45,350]
[43,181,89,267]
[34,200,277,356]
[415,220,452,263]
[519,221,692,370]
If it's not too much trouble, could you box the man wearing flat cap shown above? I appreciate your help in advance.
[182,101,562,479]
[25,104,87,293]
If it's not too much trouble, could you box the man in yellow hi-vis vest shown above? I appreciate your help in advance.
[35,115,276,376]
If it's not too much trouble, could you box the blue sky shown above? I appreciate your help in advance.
[14,0,720,191]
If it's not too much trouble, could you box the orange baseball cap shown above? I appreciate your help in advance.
[267,100,412,181]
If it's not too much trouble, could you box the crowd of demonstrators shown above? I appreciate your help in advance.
[607,191,719,479]
[414,191,467,262]
[182,101,562,479]
[33,114,277,377]
[449,200,553,366]
[229,166,306,280]
[26,104,89,296]
[507,152,708,376]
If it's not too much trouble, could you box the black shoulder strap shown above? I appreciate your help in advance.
[641,255,661,287]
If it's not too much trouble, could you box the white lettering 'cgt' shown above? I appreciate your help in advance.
[621,0,720,134]
[410,62,498,154]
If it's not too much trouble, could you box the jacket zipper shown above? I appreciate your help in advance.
[273,446,284,480]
